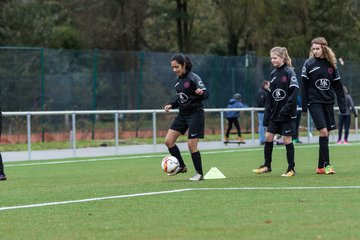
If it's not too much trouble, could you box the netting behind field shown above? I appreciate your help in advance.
[1,47,360,144]
[1,47,360,112]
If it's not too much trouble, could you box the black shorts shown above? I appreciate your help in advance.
[170,111,205,139]
[309,104,336,131]
[267,120,294,136]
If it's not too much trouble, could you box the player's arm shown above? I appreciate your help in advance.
[280,84,299,118]
[280,72,299,117]
[164,98,179,112]
[195,88,209,99]
[191,73,209,100]
[331,68,346,114]
[301,64,309,113]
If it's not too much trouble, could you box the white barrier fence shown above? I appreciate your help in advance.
[3,107,359,160]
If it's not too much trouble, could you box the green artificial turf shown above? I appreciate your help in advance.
[1,143,359,240]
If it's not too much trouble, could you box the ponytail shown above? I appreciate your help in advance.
[171,54,193,71]
[270,47,293,67]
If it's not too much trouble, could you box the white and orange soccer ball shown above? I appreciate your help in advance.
[161,155,179,174]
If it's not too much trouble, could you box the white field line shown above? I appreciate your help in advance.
[1,186,360,211]
[5,143,334,168]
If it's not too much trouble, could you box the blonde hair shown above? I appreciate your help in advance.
[309,37,337,68]
[270,47,292,67]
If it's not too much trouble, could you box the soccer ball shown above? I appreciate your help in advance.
[161,155,179,174]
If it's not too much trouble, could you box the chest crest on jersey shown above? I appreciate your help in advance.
[183,81,190,88]
[328,67,334,74]
[315,78,330,90]
[281,76,287,82]
[272,89,286,101]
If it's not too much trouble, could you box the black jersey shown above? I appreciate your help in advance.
[264,64,299,126]
[301,57,346,113]
[170,71,209,114]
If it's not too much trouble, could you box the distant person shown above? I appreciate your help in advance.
[337,86,357,144]
[225,93,246,143]
[164,54,209,181]
[0,111,6,181]
[256,80,270,145]
[292,95,302,143]
[252,46,299,177]
[301,37,346,175]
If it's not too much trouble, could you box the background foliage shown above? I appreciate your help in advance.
[1,0,359,59]
[0,0,360,112]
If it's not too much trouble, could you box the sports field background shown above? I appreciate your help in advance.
[1,142,359,240]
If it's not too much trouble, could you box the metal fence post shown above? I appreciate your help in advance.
[27,113,31,160]
[152,112,157,151]
[220,110,224,142]
[251,108,255,144]
[115,112,119,153]
[72,112,76,157]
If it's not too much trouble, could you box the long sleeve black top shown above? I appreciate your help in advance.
[170,71,209,114]
[264,64,299,126]
[301,57,346,113]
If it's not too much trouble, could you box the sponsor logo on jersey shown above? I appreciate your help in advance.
[272,89,286,101]
[178,92,189,103]
[315,78,330,90]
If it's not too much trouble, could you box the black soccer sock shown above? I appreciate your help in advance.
[285,143,295,171]
[264,141,273,167]
[191,151,203,175]
[319,136,330,167]
[318,148,324,169]
[0,154,4,175]
[168,145,185,167]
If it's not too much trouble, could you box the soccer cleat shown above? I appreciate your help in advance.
[343,140,349,145]
[336,140,342,144]
[325,165,336,175]
[281,170,296,177]
[252,165,271,174]
[167,166,188,176]
[0,174,7,181]
[292,139,302,143]
[189,173,204,181]
[316,168,325,174]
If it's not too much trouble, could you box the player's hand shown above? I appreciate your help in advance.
[164,104,172,112]
[195,88,204,95]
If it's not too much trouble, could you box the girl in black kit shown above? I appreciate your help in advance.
[164,54,209,181]
[301,37,346,175]
[253,47,299,177]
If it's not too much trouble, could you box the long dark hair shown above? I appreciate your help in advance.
[171,54,193,71]
[309,37,337,68]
